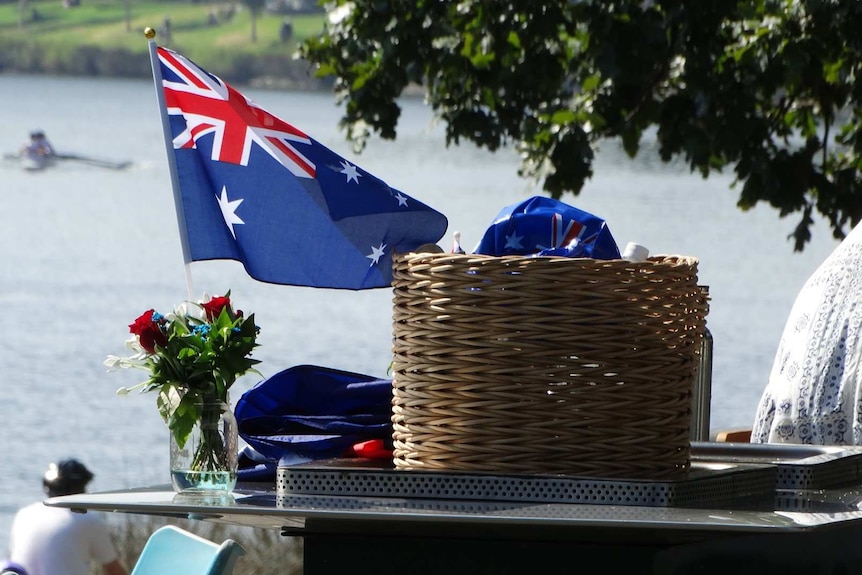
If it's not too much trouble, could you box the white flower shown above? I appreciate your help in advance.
[169,300,204,323]
[116,381,148,396]
[104,355,123,371]
[123,336,145,354]
[165,303,186,323]
[104,348,149,373]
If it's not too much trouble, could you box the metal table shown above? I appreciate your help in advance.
[45,443,862,575]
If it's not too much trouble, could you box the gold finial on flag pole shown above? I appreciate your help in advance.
[144,27,156,39]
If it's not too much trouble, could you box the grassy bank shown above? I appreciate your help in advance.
[0,0,329,87]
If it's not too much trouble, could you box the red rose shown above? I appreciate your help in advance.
[128,309,167,354]
[201,295,232,321]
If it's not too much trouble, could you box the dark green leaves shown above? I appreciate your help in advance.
[301,0,862,249]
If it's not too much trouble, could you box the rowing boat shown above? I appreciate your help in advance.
[3,151,130,171]
[20,152,57,171]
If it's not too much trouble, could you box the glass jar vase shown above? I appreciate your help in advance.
[170,397,238,495]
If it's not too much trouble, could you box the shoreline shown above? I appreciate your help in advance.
[0,65,428,97]
[0,41,331,91]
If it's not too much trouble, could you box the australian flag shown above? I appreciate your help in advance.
[154,46,448,289]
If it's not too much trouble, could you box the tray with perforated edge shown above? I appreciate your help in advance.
[277,459,776,509]
[691,442,862,490]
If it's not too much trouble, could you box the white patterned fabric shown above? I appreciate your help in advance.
[752,221,862,444]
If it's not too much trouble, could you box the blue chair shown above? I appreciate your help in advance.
[130,525,245,575]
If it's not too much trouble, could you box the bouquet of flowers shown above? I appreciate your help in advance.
[105,293,260,471]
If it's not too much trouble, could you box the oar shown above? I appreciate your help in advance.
[55,153,132,170]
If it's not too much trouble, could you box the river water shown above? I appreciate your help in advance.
[0,73,840,552]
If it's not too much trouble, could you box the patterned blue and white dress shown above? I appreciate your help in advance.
[751,221,862,445]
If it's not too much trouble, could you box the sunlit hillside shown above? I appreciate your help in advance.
[0,0,327,85]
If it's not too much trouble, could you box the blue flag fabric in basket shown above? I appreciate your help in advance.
[474,196,620,259]
[234,365,393,480]
[155,46,448,289]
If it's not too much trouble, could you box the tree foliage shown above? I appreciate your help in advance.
[300,0,862,250]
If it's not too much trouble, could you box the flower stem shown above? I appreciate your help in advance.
[191,401,227,473]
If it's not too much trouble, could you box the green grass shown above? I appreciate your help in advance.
[0,0,326,82]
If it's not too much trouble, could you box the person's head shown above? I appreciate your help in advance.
[42,459,93,497]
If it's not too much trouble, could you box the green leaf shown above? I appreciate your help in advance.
[507,31,521,50]
[581,74,601,93]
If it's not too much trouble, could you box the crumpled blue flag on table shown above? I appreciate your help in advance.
[234,365,393,481]
[474,196,620,259]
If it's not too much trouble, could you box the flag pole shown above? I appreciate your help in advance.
[146,27,195,300]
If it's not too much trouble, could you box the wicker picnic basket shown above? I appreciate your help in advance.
[390,252,708,479]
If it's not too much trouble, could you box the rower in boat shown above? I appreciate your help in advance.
[5,132,130,171]
[20,130,56,170]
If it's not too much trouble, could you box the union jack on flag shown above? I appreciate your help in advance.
[548,212,586,251]
[152,46,448,289]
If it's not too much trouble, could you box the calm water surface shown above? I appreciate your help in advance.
[0,74,840,552]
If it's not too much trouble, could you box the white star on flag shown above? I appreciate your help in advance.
[505,232,523,250]
[394,192,408,206]
[367,243,387,266]
[339,160,361,183]
[216,186,244,239]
